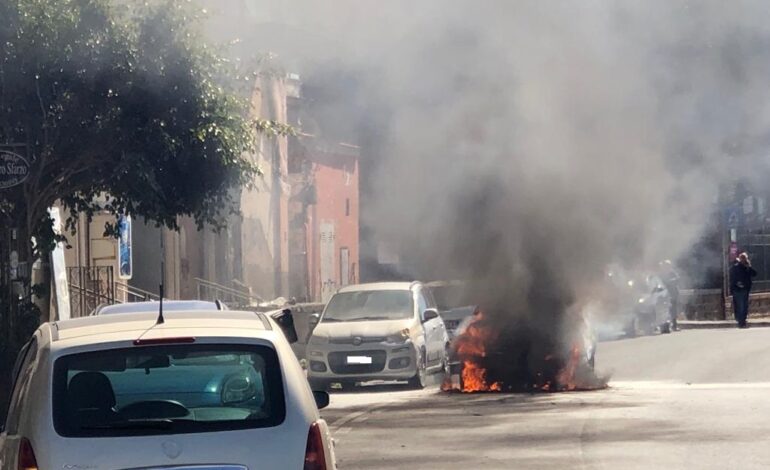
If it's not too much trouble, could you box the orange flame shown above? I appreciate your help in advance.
[555,343,581,391]
[446,311,503,392]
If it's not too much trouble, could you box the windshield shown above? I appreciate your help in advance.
[52,344,285,437]
[432,285,474,310]
[321,290,414,322]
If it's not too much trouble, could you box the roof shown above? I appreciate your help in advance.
[337,282,419,293]
[96,300,224,315]
[49,310,273,348]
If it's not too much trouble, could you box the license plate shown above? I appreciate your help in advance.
[347,356,373,364]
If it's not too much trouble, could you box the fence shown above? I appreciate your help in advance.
[67,266,115,317]
[194,277,261,305]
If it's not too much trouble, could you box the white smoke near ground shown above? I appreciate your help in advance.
[207,1,770,386]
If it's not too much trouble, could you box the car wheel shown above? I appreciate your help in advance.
[442,344,452,377]
[339,380,357,391]
[409,348,428,389]
[660,322,671,334]
[625,317,638,338]
[641,313,656,336]
[308,379,330,391]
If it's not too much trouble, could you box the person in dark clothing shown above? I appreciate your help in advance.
[659,260,681,331]
[729,252,758,328]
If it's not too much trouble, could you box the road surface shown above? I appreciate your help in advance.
[321,328,770,469]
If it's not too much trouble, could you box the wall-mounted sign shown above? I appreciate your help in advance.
[118,215,132,280]
[0,149,30,189]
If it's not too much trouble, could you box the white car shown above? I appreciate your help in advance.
[0,308,336,470]
[307,282,449,390]
[94,300,227,315]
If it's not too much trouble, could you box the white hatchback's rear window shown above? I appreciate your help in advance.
[52,344,285,437]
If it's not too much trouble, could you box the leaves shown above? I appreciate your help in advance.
[0,0,260,247]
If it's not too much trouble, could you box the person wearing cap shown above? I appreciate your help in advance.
[729,252,758,328]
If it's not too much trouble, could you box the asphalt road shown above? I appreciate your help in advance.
[321,328,770,469]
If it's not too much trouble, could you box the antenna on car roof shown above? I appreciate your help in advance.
[157,228,165,325]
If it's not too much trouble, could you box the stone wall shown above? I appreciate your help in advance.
[682,289,770,320]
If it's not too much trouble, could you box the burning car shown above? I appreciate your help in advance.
[443,308,598,393]
[426,280,477,339]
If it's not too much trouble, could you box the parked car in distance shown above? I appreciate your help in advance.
[0,309,335,470]
[634,274,673,335]
[426,280,476,339]
[605,267,672,336]
[307,282,449,390]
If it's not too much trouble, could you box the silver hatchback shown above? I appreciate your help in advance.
[306,282,449,390]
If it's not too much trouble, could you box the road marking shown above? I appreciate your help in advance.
[611,381,770,390]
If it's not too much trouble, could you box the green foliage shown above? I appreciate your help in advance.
[0,0,260,249]
[255,118,296,138]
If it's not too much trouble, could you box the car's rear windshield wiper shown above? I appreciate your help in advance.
[80,419,176,430]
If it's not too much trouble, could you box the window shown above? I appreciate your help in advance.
[345,198,350,217]
[5,338,38,434]
[416,289,429,315]
[340,247,350,286]
[322,290,414,322]
[52,344,285,438]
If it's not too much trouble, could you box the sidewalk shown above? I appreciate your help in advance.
[678,319,770,329]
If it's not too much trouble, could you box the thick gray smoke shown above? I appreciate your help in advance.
[208,1,770,386]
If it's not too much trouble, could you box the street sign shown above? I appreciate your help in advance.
[725,205,742,229]
[0,149,30,189]
[118,215,132,280]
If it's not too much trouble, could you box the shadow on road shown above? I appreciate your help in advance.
[327,388,729,469]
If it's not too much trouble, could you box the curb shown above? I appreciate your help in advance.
[678,321,770,330]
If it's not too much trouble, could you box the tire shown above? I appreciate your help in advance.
[340,380,357,390]
[442,344,452,377]
[660,322,671,334]
[308,379,330,392]
[625,317,638,338]
[408,348,428,389]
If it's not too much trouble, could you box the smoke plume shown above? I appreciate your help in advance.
[209,1,770,386]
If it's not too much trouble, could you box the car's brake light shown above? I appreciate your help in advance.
[133,337,196,346]
[18,438,37,470]
[303,422,327,470]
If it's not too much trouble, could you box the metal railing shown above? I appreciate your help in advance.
[67,266,115,317]
[195,277,262,305]
[115,282,160,303]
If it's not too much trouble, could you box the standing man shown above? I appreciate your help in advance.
[730,252,758,329]
[659,260,681,331]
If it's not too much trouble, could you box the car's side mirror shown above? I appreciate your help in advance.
[422,308,439,322]
[309,313,321,330]
[270,309,299,344]
[313,390,330,410]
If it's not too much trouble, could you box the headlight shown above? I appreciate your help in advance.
[638,297,646,304]
[386,328,411,344]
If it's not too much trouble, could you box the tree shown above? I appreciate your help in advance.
[0,0,260,397]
